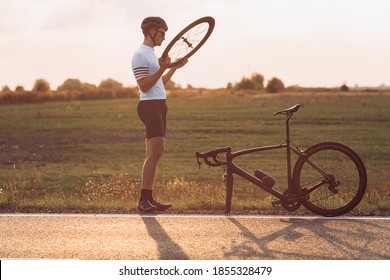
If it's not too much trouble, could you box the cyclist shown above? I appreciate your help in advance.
[132,17,188,212]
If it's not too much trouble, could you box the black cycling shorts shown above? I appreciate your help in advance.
[137,99,168,140]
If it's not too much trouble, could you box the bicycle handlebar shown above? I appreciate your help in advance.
[196,146,231,168]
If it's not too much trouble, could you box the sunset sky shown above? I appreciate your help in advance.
[1,0,389,90]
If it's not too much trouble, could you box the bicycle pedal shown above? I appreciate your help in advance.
[272,200,281,207]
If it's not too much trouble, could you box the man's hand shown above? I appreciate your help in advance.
[159,56,188,70]
[159,56,172,70]
[172,57,188,69]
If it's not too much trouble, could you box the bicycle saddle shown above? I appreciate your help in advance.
[273,104,301,116]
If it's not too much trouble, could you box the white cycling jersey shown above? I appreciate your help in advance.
[132,44,166,100]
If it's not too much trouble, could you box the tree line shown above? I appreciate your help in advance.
[0,78,138,105]
[227,73,285,93]
[1,73,352,105]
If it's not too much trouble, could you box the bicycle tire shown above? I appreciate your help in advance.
[292,142,367,216]
[161,16,215,68]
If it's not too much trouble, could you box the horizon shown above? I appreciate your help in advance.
[1,0,389,90]
[3,76,390,92]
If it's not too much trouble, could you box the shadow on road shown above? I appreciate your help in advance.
[226,217,390,259]
[141,215,189,260]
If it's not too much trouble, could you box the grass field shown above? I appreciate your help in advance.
[1,90,389,213]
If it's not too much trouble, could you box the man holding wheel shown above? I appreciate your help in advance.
[132,17,188,213]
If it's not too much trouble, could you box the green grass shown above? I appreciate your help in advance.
[1,91,390,213]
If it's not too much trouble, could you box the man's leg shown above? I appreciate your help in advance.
[142,136,165,190]
[138,137,165,212]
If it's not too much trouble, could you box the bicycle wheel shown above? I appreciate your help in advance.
[292,142,367,216]
[161,16,215,68]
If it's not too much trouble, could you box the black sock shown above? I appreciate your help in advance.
[140,189,152,202]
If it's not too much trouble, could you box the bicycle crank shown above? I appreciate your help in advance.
[272,191,306,212]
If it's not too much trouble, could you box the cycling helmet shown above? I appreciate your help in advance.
[141,17,168,35]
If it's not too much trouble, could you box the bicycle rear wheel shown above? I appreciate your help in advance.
[293,142,367,216]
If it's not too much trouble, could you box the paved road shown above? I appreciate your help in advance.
[0,214,389,260]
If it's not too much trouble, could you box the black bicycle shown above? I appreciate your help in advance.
[196,104,367,216]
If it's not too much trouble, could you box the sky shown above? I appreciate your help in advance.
[1,0,390,90]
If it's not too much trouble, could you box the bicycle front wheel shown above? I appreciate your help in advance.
[293,142,367,216]
[161,16,215,68]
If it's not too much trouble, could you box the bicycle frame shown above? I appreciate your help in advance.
[224,112,307,213]
[196,104,308,214]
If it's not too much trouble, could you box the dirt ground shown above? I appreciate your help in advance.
[0,131,137,165]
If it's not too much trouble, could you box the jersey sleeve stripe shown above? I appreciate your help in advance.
[133,67,149,80]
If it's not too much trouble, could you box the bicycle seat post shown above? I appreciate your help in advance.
[273,104,301,196]
[285,112,293,145]
[285,112,294,196]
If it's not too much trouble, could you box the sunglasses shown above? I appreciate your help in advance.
[157,30,166,37]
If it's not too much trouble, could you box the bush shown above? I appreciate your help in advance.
[1,85,11,94]
[235,77,255,90]
[266,77,285,93]
[99,78,123,90]
[58,78,83,91]
[235,73,264,90]
[15,86,25,94]
[250,73,264,90]
[340,84,349,92]
[33,79,50,94]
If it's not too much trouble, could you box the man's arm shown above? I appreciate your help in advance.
[137,57,188,91]
[136,56,171,92]
[137,67,166,92]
